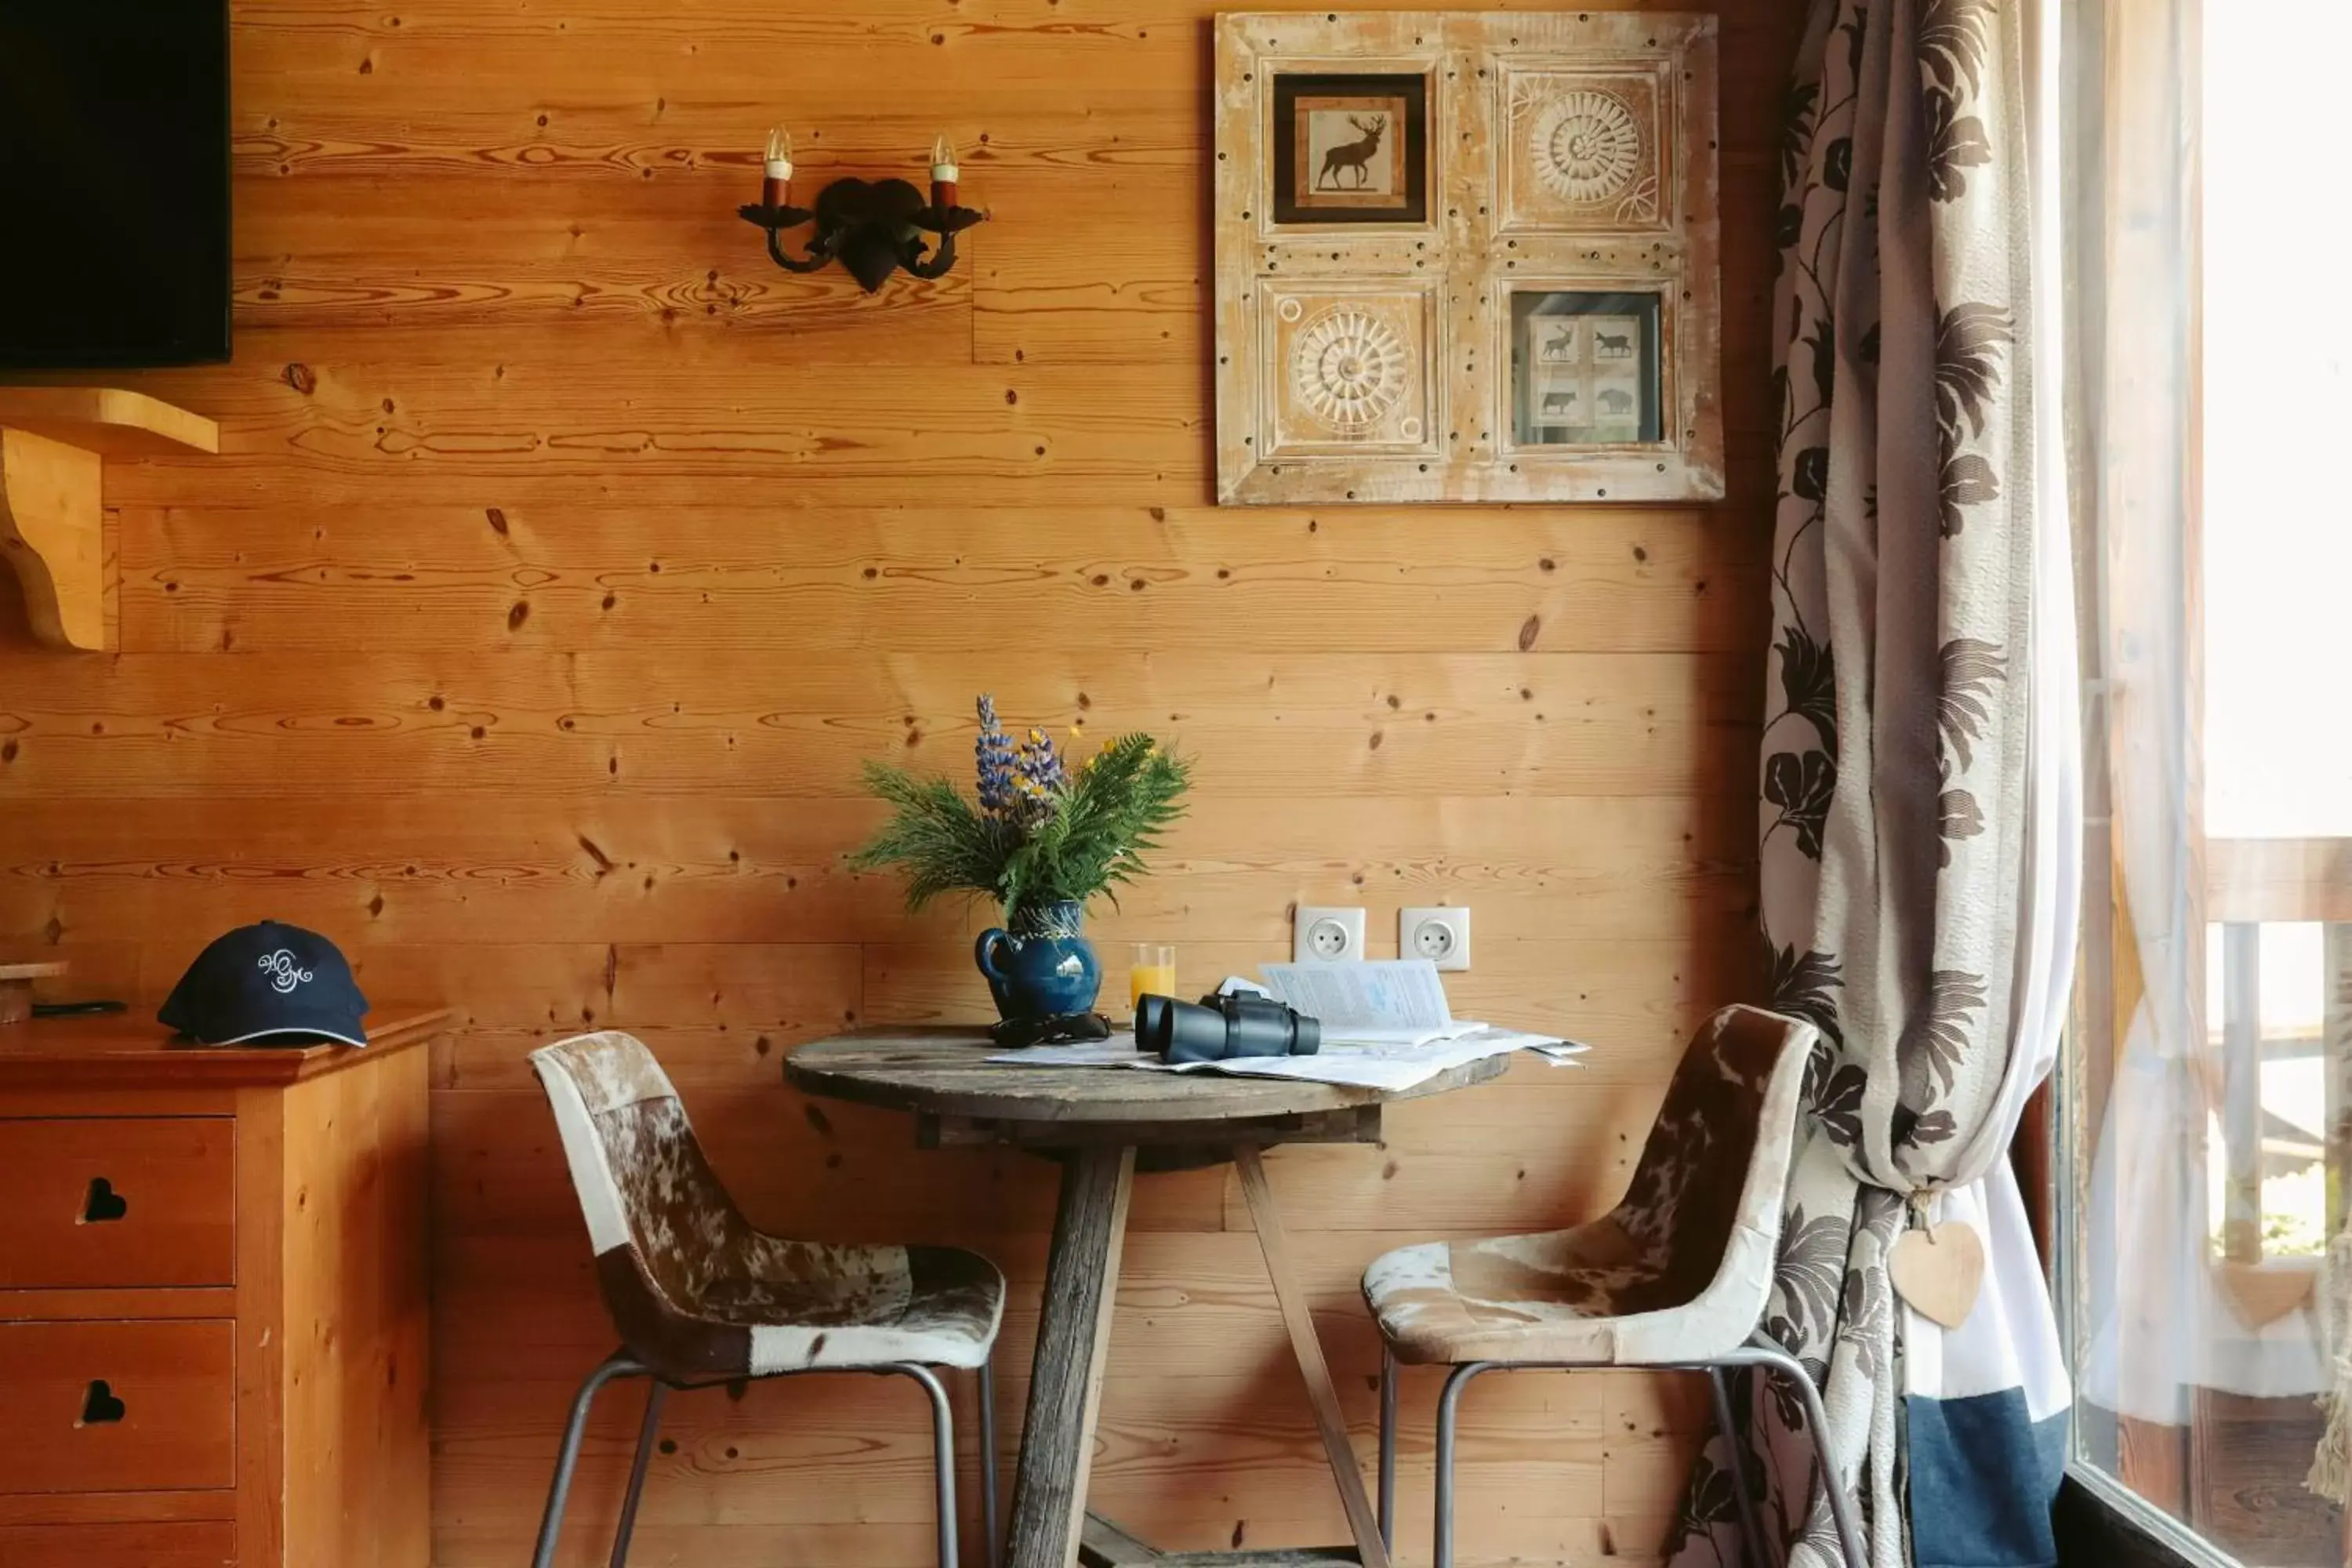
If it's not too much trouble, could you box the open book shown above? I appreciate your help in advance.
[1255,958,1484,1046]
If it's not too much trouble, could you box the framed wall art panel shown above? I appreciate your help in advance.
[1214,11,1721,506]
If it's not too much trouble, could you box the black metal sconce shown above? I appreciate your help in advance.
[739,130,985,294]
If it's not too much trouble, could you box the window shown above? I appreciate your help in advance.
[2062,2,2352,1561]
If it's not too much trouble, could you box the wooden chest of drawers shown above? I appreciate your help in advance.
[0,1008,443,1568]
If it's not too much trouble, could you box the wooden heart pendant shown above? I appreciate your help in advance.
[1887,1221,1986,1330]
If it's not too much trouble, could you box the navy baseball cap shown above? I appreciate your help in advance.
[158,921,371,1047]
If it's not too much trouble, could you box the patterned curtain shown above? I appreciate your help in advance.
[1665,2,2075,1564]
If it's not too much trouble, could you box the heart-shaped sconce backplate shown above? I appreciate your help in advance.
[81,1177,128,1223]
[79,1379,127,1425]
[1886,1221,1987,1330]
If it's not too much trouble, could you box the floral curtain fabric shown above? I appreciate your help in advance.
[1665,1,2075,1563]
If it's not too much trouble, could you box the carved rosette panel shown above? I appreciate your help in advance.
[1501,67,1668,233]
[1262,286,1435,455]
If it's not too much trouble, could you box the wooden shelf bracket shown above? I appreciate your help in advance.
[0,388,218,652]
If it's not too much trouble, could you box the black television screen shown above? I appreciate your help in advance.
[0,2,232,368]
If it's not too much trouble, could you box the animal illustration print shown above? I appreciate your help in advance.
[1317,115,1387,191]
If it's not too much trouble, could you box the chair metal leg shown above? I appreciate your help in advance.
[1432,1362,1494,1568]
[1731,1347,1865,1568]
[888,1363,961,1568]
[1411,1352,1861,1568]
[1784,1362,1867,1568]
[1704,1367,1769,1568]
[978,1359,1002,1568]
[531,1351,648,1568]
[607,1379,668,1567]
[1377,1346,1398,1552]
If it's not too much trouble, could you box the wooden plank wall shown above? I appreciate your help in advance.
[0,1,1796,1563]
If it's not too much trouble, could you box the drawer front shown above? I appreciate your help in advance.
[0,1321,236,1494]
[0,1523,234,1566]
[0,1118,234,1288]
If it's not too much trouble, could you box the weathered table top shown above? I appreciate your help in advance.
[785,1025,1508,1126]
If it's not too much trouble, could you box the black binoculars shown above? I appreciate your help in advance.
[1134,991,1320,1065]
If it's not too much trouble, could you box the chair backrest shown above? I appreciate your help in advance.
[529,1030,754,1316]
[1606,1005,1819,1350]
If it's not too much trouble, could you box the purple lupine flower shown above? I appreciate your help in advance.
[975,694,1016,815]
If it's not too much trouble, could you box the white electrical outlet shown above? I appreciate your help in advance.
[1401,906,1472,971]
[1293,906,1367,964]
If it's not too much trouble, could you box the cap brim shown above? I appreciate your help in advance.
[197,1024,369,1048]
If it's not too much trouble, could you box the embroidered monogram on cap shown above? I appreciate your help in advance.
[258,949,314,993]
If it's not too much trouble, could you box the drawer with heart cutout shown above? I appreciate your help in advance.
[0,1319,236,1493]
[0,1117,234,1288]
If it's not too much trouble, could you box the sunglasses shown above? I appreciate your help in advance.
[988,1011,1114,1050]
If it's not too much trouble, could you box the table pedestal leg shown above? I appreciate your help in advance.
[1006,1145,1136,1568]
[1234,1146,1394,1568]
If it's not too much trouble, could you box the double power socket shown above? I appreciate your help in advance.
[1294,905,1472,971]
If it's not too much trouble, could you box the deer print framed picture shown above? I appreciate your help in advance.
[1214,12,1721,505]
[1272,74,1430,224]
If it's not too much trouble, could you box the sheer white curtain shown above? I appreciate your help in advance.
[2074,0,2352,1477]
[2069,0,2213,1436]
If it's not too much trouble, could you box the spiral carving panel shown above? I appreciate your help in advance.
[1534,91,1641,204]
[1501,67,1668,232]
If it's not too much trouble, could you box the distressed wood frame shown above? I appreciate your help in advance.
[1214,11,1722,505]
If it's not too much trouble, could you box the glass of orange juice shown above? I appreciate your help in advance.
[1128,944,1177,1018]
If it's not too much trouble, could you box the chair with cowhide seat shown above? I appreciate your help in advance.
[528,1029,1005,1568]
[1359,1004,1863,1568]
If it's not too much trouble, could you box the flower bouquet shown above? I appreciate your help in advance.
[849,695,1190,1019]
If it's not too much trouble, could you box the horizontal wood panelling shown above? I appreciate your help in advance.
[0,651,1751,799]
[114,506,1762,655]
[2,794,1751,949]
[0,0,1795,1561]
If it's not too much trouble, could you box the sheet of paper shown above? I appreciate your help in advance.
[1255,958,1475,1045]
[989,1036,1153,1069]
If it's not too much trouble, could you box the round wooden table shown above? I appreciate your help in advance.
[787,1027,1510,1568]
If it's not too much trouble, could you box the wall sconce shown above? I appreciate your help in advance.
[739,130,985,294]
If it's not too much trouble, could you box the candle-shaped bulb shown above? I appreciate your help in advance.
[929,131,960,212]
[762,127,793,209]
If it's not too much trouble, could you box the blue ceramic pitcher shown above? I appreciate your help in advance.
[974,899,1101,1021]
